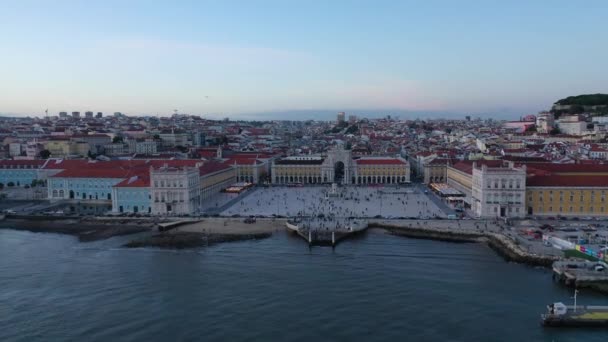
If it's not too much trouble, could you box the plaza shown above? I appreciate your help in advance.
[221,185,447,218]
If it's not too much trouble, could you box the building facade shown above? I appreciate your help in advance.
[271,145,409,185]
[150,165,201,215]
[471,162,526,218]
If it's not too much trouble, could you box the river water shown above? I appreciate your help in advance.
[1,229,607,342]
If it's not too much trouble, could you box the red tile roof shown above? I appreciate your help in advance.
[199,161,233,176]
[114,175,150,188]
[527,175,608,187]
[356,158,406,165]
[450,160,503,175]
[52,168,135,179]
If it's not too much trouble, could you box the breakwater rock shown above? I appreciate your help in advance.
[370,223,557,267]
[0,218,151,241]
[124,232,272,249]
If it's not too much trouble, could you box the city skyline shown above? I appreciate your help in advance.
[1,0,607,119]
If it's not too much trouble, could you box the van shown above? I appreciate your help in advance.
[447,214,458,220]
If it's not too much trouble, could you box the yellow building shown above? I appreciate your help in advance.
[526,178,608,216]
[272,156,325,184]
[354,157,409,184]
[271,154,410,185]
[44,140,90,158]
[200,163,237,201]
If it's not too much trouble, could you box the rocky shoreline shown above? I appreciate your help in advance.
[369,223,558,267]
[0,218,152,241]
[124,231,272,249]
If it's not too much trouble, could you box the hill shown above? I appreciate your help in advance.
[554,93,608,106]
[552,94,608,117]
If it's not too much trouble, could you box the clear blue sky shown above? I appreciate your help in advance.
[1,0,607,119]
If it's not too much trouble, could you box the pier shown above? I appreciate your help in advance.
[552,260,608,292]
[286,217,368,246]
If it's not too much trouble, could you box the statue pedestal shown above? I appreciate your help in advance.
[328,183,340,197]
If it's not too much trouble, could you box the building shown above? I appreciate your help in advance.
[337,112,345,124]
[228,157,269,183]
[59,112,68,119]
[44,139,90,158]
[272,145,409,185]
[48,168,131,201]
[112,175,151,214]
[423,158,451,184]
[127,140,158,155]
[103,143,127,156]
[159,129,189,147]
[353,157,409,184]
[0,160,46,187]
[471,162,526,218]
[72,111,80,118]
[96,112,103,118]
[85,111,94,118]
[150,164,201,215]
[525,164,608,217]
[199,162,236,201]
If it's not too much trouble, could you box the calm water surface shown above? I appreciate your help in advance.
[1,229,607,342]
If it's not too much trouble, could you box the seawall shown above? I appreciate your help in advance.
[369,222,557,267]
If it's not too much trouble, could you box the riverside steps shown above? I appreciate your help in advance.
[286,217,368,246]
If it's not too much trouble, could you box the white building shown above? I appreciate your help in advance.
[150,164,202,215]
[471,161,526,218]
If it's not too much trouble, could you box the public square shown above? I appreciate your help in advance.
[221,185,447,218]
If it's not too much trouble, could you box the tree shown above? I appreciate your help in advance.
[549,128,561,136]
[31,180,37,187]
[568,104,584,114]
[7,182,14,187]
[112,136,123,143]
[0,183,4,189]
[39,149,51,159]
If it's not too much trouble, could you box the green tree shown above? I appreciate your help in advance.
[568,104,584,114]
[112,136,123,143]
[549,128,561,136]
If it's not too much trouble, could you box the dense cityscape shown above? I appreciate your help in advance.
[3,1,608,340]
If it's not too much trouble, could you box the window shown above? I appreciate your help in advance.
[569,207,573,212]
[549,206,553,211]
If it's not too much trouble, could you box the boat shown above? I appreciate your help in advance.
[541,290,608,327]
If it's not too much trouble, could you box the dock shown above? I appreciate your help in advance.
[542,290,608,327]
[552,260,608,291]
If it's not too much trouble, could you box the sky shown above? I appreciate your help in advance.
[1,0,607,120]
